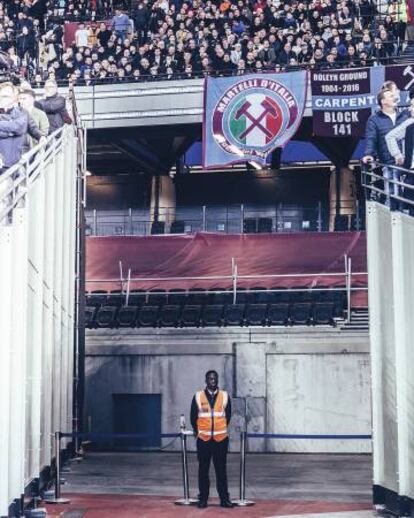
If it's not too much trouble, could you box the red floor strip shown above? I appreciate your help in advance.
[44,493,372,518]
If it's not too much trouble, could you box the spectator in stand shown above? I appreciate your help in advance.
[111,8,131,43]
[19,87,49,150]
[363,84,409,208]
[0,0,405,86]
[0,82,41,170]
[75,22,89,47]
[37,79,71,133]
[385,92,414,213]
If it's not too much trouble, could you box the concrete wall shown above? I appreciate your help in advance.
[85,327,371,453]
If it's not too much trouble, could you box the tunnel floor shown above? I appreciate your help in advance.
[44,451,376,517]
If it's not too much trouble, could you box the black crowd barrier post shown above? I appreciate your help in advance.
[44,432,70,504]
[175,431,198,506]
[232,431,254,507]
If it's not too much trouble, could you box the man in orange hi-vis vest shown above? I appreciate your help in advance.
[190,370,233,509]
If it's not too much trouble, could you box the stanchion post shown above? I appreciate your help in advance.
[175,431,198,505]
[232,431,254,506]
[44,432,70,504]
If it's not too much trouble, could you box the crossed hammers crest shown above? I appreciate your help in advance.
[235,98,278,140]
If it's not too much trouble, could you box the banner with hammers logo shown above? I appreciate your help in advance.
[202,71,308,168]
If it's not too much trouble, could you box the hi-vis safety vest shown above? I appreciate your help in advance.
[196,390,228,442]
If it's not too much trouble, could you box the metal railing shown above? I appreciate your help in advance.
[85,201,366,237]
[361,161,414,213]
[85,255,368,322]
[0,127,67,223]
[46,47,414,88]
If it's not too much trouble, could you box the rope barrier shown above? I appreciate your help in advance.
[247,433,372,439]
[60,432,180,440]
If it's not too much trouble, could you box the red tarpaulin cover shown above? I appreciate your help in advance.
[86,232,367,305]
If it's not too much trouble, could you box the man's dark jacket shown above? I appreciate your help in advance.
[37,93,69,133]
[364,109,409,164]
[0,106,29,168]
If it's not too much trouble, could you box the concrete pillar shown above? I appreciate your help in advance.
[329,166,357,231]
[150,175,176,231]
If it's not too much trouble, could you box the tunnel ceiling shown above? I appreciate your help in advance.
[87,124,201,176]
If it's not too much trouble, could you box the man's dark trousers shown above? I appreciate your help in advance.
[197,437,229,502]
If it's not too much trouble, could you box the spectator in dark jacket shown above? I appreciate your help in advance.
[363,85,409,208]
[37,79,71,134]
[0,82,29,169]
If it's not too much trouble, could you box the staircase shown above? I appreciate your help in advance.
[396,42,414,64]
[340,308,369,332]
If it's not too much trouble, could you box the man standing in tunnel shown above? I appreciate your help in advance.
[191,370,233,509]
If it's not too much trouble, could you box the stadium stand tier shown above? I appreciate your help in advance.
[85,231,367,328]
[0,0,412,85]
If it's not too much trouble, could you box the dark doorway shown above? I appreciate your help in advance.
[112,394,161,450]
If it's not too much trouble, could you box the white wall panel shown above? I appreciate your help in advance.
[367,201,414,502]
[266,353,371,453]
[0,126,78,514]
[391,212,414,499]
[366,202,398,492]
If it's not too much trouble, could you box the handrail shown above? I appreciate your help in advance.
[361,161,414,211]
[85,271,368,283]
[37,45,414,88]
[0,127,69,223]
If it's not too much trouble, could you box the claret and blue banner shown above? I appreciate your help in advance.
[311,64,414,137]
[202,71,308,168]
[202,64,414,168]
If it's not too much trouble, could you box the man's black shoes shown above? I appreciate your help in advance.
[220,499,234,508]
[197,500,208,508]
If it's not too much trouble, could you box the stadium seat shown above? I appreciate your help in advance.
[85,306,97,328]
[290,287,311,303]
[87,290,108,307]
[333,289,346,317]
[147,289,168,306]
[258,217,272,233]
[168,289,187,306]
[96,306,118,328]
[117,306,138,327]
[180,305,202,327]
[223,304,245,326]
[313,303,334,325]
[290,303,312,325]
[247,287,267,303]
[159,305,181,327]
[271,288,291,304]
[187,288,207,305]
[201,305,224,326]
[137,305,159,327]
[170,220,185,234]
[245,304,268,326]
[243,218,256,233]
[106,290,125,307]
[234,287,248,304]
[314,288,335,303]
[210,289,233,305]
[267,303,290,326]
[128,289,146,306]
[151,221,165,234]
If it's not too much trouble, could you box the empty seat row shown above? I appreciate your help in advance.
[86,288,346,309]
[85,302,338,329]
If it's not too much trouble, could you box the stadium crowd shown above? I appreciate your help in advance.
[0,0,410,85]
[0,78,70,171]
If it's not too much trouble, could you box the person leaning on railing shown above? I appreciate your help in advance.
[362,82,409,209]
[385,91,414,214]
[0,81,43,173]
[36,79,72,134]
[18,86,49,152]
